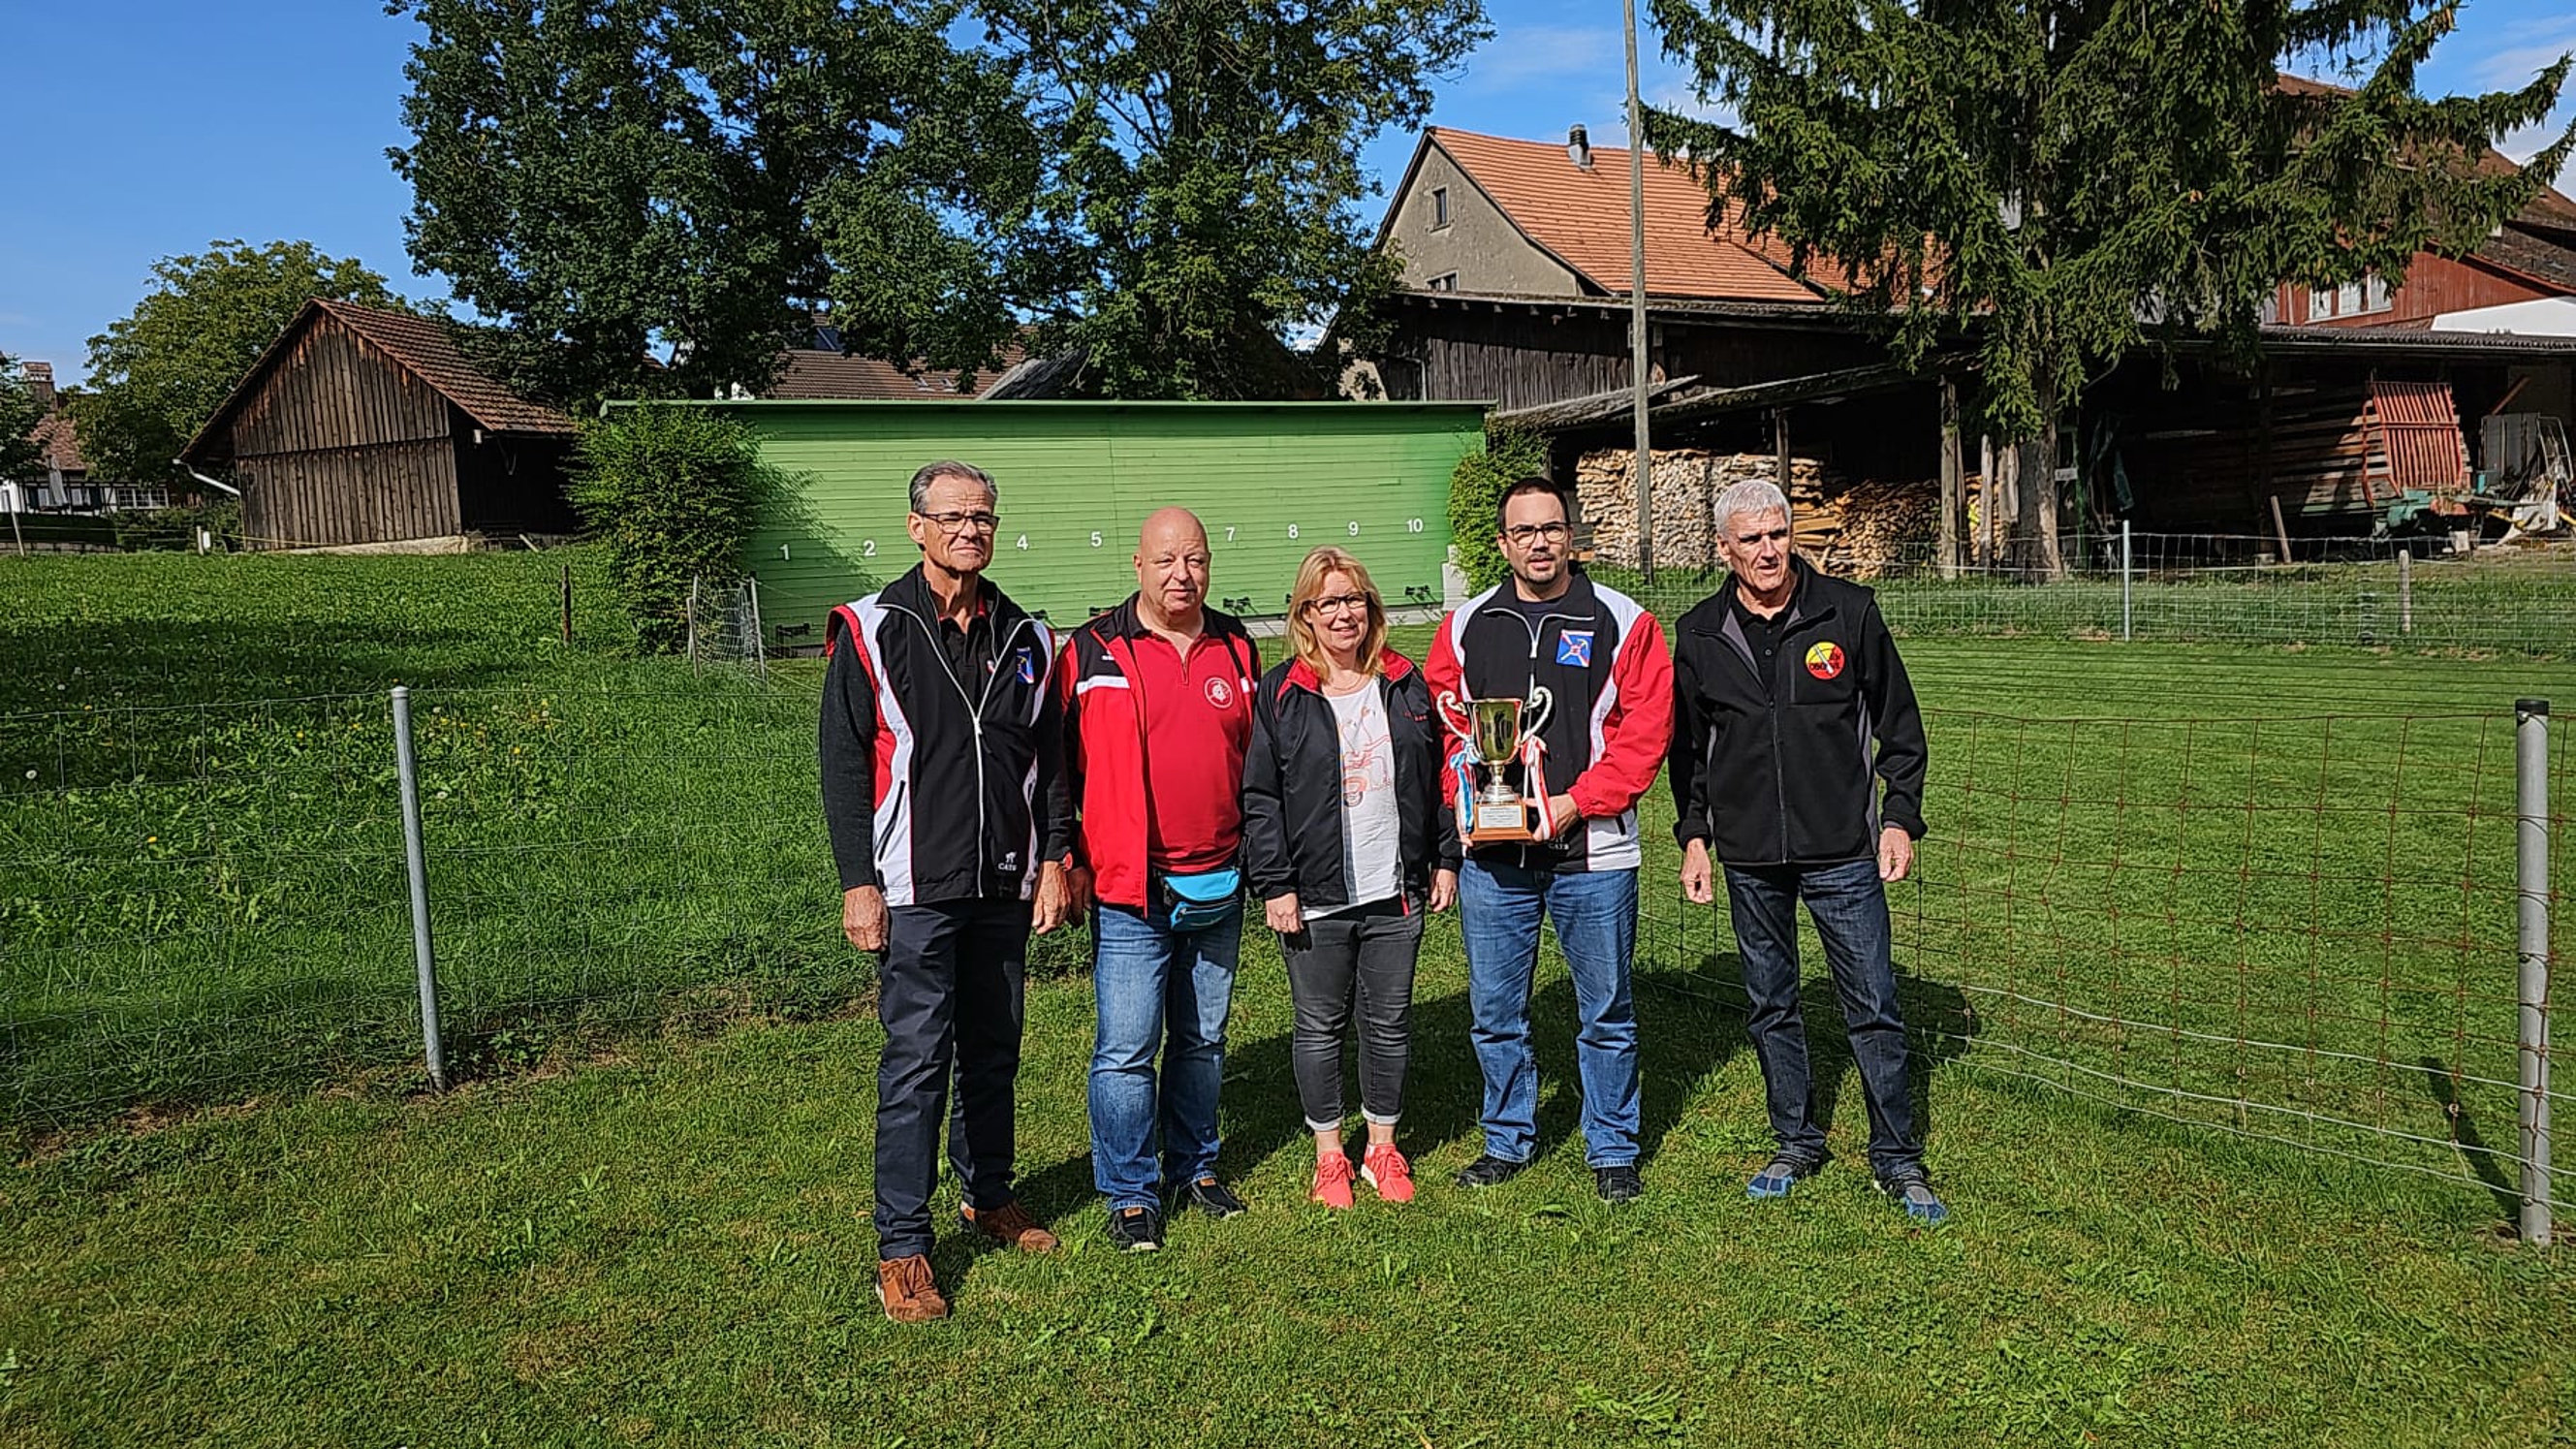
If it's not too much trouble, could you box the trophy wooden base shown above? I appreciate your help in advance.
[1466,799,1539,844]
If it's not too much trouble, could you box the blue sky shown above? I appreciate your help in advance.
[4,0,2571,386]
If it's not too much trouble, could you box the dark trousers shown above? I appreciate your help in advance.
[874,898,1030,1260]
[1281,895,1424,1131]
[1721,857,1924,1177]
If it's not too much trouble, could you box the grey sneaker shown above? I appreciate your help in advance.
[1875,1173,1950,1226]
[1747,1157,1810,1200]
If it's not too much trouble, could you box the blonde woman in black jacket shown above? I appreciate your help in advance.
[1241,547,1461,1210]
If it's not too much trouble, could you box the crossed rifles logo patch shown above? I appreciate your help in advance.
[1805,641,1846,681]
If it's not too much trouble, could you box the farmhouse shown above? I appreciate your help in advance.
[1363,117,2576,563]
[180,299,579,550]
[7,362,170,515]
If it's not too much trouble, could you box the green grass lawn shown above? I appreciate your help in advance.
[4,549,2575,1444]
[6,938,2574,1446]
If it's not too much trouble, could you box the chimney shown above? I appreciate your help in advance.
[1567,124,1592,171]
[21,362,54,412]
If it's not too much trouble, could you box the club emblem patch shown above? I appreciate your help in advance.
[1805,641,1846,680]
[1555,630,1594,667]
[1204,676,1235,709]
[1015,648,1037,684]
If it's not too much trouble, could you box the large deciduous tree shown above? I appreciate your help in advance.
[1646,0,2573,575]
[69,241,400,486]
[974,0,1491,398]
[391,0,1041,409]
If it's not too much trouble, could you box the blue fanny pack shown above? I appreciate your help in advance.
[1159,866,1242,932]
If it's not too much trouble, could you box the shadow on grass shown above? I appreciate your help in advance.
[2419,1054,2521,1226]
[1641,940,1976,1170]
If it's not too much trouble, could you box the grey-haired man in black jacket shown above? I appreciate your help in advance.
[1667,478,1947,1226]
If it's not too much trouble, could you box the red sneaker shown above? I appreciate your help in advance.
[1362,1143,1415,1205]
[1311,1151,1355,1209]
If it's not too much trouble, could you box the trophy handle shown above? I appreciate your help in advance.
[1434,689,1478,744]
[1519,685,1554,744]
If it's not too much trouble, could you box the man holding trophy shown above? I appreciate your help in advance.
[1425,477,1673,1201]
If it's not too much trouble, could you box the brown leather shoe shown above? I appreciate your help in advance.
[875,1255,949,1323]
[960,1198,1060,1253]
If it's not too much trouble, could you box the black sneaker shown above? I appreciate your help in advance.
[1104,1204,1164,1252]
[1453,1153,1529,1188]
[1178,1177,1247,1219]
[1594,1164,1644,1203]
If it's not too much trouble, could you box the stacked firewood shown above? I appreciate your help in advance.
[1575,448,1939,577]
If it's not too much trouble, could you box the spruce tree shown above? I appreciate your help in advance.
[1647,0,2572,575]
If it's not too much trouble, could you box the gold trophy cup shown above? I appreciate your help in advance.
[1438,688,1556,843]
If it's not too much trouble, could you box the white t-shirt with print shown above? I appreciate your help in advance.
[1305,684,1404,921]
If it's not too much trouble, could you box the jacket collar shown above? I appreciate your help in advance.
[1717,556,1828,629]
[885,562,1017,629]
[1280,646,1416,697]
[1485,569,1597,620]
[1094,591,1248,647]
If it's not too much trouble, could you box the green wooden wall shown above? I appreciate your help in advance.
[663,400,1489,637]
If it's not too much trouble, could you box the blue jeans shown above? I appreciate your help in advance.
[1088,898,1243,1209]
[1722,857,1923,1177]
[1458,859,1641,1167]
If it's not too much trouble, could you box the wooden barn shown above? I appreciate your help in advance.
[182,299,579,550]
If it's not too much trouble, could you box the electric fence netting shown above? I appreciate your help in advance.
[2,674,2562,1225]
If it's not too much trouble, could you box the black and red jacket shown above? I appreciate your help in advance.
[1425,572,1674,873]
[1240,650,1461,912]
[819,565,1067,905]
[1054,596,1262,911]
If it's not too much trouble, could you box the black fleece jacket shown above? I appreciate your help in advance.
[1240,651,1460,911]
[1668,559,1929,866]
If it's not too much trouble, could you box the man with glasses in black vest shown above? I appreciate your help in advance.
[821,459,1075,1322]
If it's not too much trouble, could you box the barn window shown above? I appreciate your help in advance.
[2361,271,2393,313]
[1431,186,1451,230]
[1428,272,1460,292]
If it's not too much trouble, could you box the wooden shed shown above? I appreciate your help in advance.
[182,299,579,550]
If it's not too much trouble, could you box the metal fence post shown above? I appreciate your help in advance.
[392,686,450,1091]
[2398,549,2413,635]
[2120,519,2132,643]
[2518,697,2552,1246]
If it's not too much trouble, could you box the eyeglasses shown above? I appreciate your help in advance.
[1501,522,1570,546]
[918,510,1000,534]
[1304,593,1371,615]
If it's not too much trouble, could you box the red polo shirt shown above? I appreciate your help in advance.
[1131,630,1258,872]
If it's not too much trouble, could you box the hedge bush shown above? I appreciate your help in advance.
[1444,426,1551,593]
[570,405,781,654]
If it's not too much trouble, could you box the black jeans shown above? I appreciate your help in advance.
[1722,857,1924,1177]
[1280,895,1423,1132]
[874,898,1030,1259]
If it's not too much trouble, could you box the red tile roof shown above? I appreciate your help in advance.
[29,412,82,474]
[1423,128,1822,303]
[766,339,1028,399]
[2275,73,2576,227]
[313,299,577,435]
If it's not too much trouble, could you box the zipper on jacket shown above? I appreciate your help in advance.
[885,601,1038,897]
